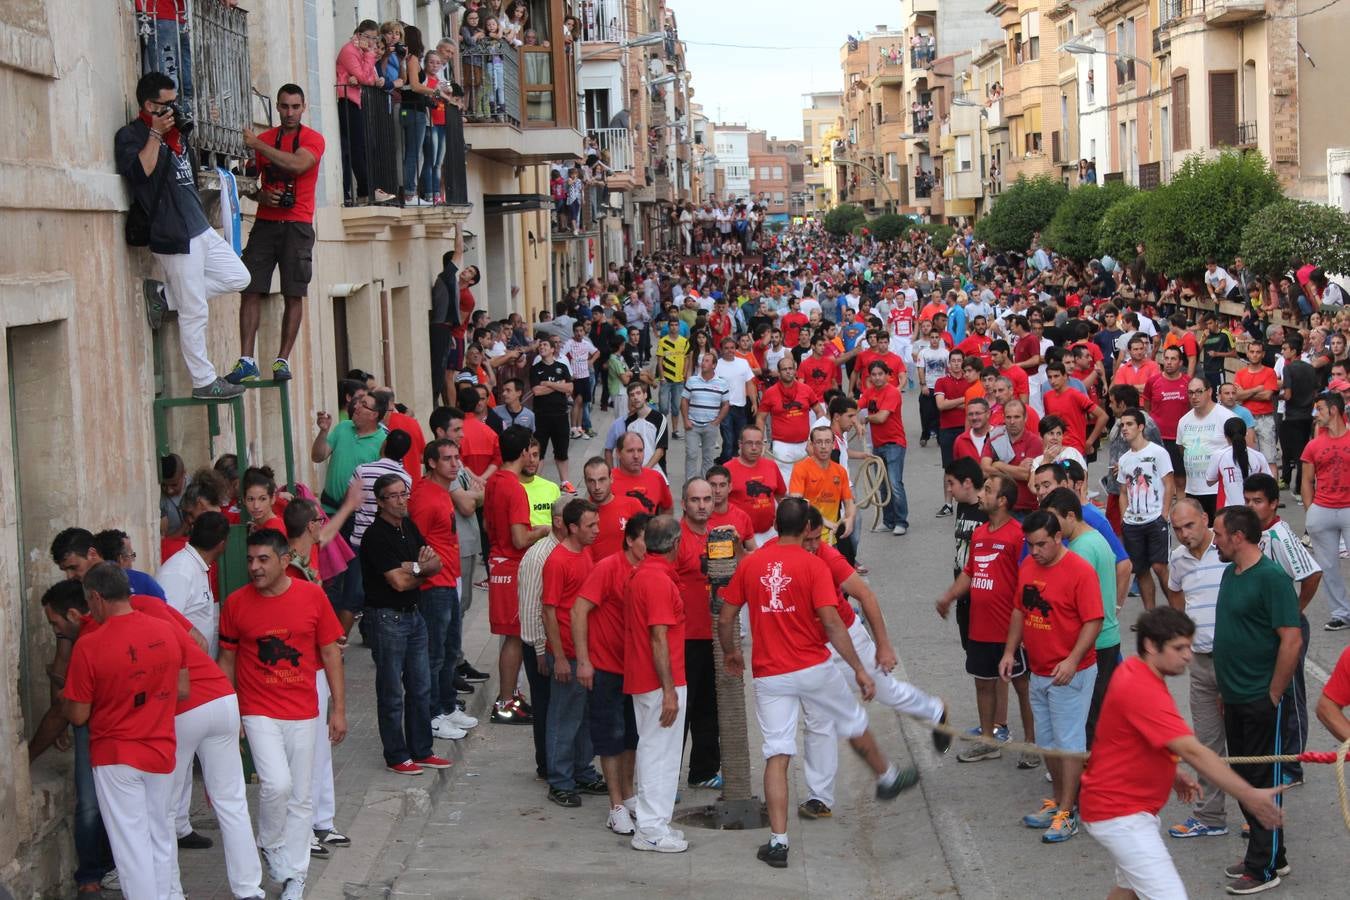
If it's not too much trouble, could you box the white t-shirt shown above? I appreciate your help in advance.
[561,337,597,380]
[1177,406,1236,496]
[1118,441,1173,525]
[714,356,756,407]
[1031,446,1088,472]
[917,345,950,386]
[764,344,788,373]
[1205,266,1234,294]
[1205,446,1272,508]
[799,297,822,319]
[1259,519,1322,584]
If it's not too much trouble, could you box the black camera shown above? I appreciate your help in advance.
[394,41,408,57]
[161,100,194,135]
[277,180,296,209]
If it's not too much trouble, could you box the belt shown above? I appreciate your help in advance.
[369,605,418,614]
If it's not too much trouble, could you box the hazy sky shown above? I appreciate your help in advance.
[680,1,901,140]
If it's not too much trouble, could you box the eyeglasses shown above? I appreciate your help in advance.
[379,491,410,501]
[1186,388,1208,395]
[119,550,137,561]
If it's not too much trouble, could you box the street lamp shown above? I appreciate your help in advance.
[580,31,666,61]
[1059,39,1152,82]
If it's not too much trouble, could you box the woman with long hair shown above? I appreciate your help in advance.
[1206,416,1271,508]
[241,466,285,533]
[398,25,438,206]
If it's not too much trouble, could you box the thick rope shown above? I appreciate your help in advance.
[853,454,891,530]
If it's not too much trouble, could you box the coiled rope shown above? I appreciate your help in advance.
[853,454,892,531]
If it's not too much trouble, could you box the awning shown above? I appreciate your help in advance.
[484,194,553,216]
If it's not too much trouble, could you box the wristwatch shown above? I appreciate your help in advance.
[412,561,422,577]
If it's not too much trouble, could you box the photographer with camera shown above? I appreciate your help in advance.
[116,72,251,399]
[228,84,325,385]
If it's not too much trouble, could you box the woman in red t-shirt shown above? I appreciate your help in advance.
[242,466,287,534]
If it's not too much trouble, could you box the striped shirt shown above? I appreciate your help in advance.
[349,459,412,548]
[517,532,560,654]
[684,373,730,426]
[1260,519,1321,584]
[1167,540,1225,653]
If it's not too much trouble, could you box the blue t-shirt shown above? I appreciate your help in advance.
[1229,404,1255,428]
[128,568,167,601]
[841,321,866,351]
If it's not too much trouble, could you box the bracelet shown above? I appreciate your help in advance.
[148,130,163,142]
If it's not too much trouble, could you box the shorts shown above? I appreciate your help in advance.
[242,219,316,297]
[588,668,638,756]
[966,640,1027,681]
[534,412,570,461]
[1083,812,1187,899]
[1028,665,1097,753]
[1122,518,1170,571]
[487,556,520,636]
[573,376,593,404]
[754,660,869,758]
[1161,439,1185,480]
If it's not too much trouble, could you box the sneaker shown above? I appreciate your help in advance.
[271,358,293,382]
[932,706,952,754]
[491,699,531,724]
[1041,808,1078,843]
[892,525,908,536]
[309,833,331,860]
[454,674,475,694]
[957,742,1002,763]
[689,773,723,789]
[797,798,832,819]
[936,503,953,517]
[261,846,286,882]
[607,805,636,835]
[512,692,533,715]
[1169,817,1229,838]
[1325,618,1349,632]
[623,796,637,818]
[876,765,920,800]
[1016,752,1041,769]
[225,357,261,385]
[374,189,397,203]
[1022,799,1059,829]
[560,481,577,495]
[446,709,479,729]
[387,759,424,776]
[755,840,788,868]
[993,724,1011,743]
[281,877,306,900]
[576,777,609,795]
[1224,862,1290,879]
[414,755,452,769]
[100,870,121,892]
[458,662,490,682]
[632,833,689,853]
[871,523,893,533]
[672,431,682,440]
[192,377,246,399]
[1224,874,1282,895]
[316,828,351,847]
[432,719,467,740]
[143,279,166,330]
[585,428,598,438]
[177,830,214,849]
[548,787,582,807]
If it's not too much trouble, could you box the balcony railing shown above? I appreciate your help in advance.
[910,43,936,68]
[587,126,633,171]
[580,0,628,43]
[1237,120,1258,146]
[335,85,401,205]
[914,174,934,198]
[463,41,521,126]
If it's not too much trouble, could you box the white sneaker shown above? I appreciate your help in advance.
[100,870,121,891]
[630,833,689,853]
[623,796,637,818]
[281,877,306,900]
[892,525,908,536]
[433,720,467,740]
[607,805,636,835]
[447,709,479,729]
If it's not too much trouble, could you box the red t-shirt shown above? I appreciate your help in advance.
[952,429,990,462]
[611,466,674,515]
[934,375,969,430]
[860,383,906,448]
[998,364,1030,400]
[1015,551,1104,675]
[623,555,687,694]
[253,125,326,223]
[1234,366,1279,418]
[856,350,906,387]
[64,611,188,773]
[675,521,714,640]
[591,494,645,561]
[726,456,786,533]
[454,287,476,341]
[962,518,1025,642]
[218,579,343,719]
[981,431,1043,510]
[888,305,916,339]
[460,414,502,478]
[542,543,593,659]
[1323,646,1350,707]
[1162,330,1199,361]
[797,355,837,402]
[723,543,837,678]
[759,380,816,444]
[1143,373,1190,440]
[485,469,532,565]
[578,551,637,674]
[781,311,809,347]
[1042,387,1098,452]
[385,410,427,487]
[1013,332,1041,365]
[955,334,993,367]
[1113,359,1161,390]
[807,538,858,628]
[407,478,462,587]
[1079,656,1192,823]
[708,504,755,548]
[1301,429,1350,508]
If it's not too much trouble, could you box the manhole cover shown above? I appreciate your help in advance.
[673,799,769,830]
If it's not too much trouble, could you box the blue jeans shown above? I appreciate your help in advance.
[400,108,428,199]
[874,442,910,529]
[418,587,461,719]
[369,608,433,766]
[718,403,750,463]
[544,654,599,791]
[140,17,193,120]
[73,725,114,885]
[659,381,683,431]
[420,123,446,198]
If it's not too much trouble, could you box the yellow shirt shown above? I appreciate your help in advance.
[658,335,690,382]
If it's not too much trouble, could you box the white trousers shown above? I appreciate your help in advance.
[771,440,807,488]
[1084,812,1188,899]
[93,764,176,900]
[170,694,261,900]
[311,672,336,831]
[754,660,869,761]
[242,714,319,883]
[633,685,687,840]
[803,619,943,806]
[154,227,250,387]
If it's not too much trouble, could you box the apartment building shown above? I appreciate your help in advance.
[801,90,843,212]
[748,131,792,221]
[712,123,752,201]
[836,27,909,214]
[766,136,810,218]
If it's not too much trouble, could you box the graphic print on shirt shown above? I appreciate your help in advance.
[759,561,793,612]
[1021,581,1053,625]
[625,489,657,512]
[256,631,303,669]
[1125,465,1157,519]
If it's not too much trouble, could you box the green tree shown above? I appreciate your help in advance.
[1096,190,1155,263]
[915,222,955,244]
[1239,199,1350,279]
[867,212,907,241]
[822,204,867,236]
[973,175,1068,252]
[1045,181,1137,262]
[1141,151,1281,278]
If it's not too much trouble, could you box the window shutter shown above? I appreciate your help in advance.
[1209,71,1238,147]
[1172,74,1189,150]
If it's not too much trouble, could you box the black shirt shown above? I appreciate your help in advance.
[1201,331,1232,378]
[952,502,988,578]
[530,359,573,416]
[359,516,426,610]
[1282,360,1319,422]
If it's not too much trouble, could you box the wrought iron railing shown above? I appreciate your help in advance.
[190,0,251,163]
[580,0,628,43]
[1237,120,1258,146]
[462,41,521,126]
[335,85,401,204]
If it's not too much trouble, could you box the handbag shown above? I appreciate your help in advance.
[125,144,170,247]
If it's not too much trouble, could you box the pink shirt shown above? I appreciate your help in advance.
[336,41,378,106]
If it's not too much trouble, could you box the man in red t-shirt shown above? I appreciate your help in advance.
[61,565,192,900]
[623,516,689,853]
[780,298,808,347]
[719,499,918,869]
[1080,607,1284,898]
[486,426,552,721]
[456,383,502,480]
[219,531,347,892]
[1000,510,1104,842]
[725,424,787,543]
[955,315,994,367]
[852,330,906,393]
[989,340,1030,401]
[758,357,823,485]
[982,401,1042,513]
[674,479,723,788]
[1043,362,1107,454]
[860,361,910,533]
[232,85,325,385]
[1144,347,1192,484]
[583,457,646,561]
[706,465,757,551]
[936,473,1035,761]
[573,515,648,835]
[541,499,601,804]
[797,334,838,404]
[610,431,674,515]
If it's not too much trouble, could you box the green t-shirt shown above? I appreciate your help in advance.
[1213,556,1301,704]
[1069,529,1120,651]
[522,474,561,527]
[606,353,628,398]
[322,420,386,510]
